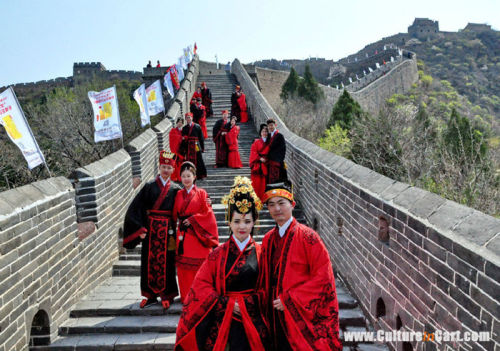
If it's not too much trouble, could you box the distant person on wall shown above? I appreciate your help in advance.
[147,60,152,68]
[200,82,213,117]
[173,161,218,303]
[175,177,271,351]
[169,117,185,182]
[190,97,208,139]
[231,85,248,123]
[266,119,287,183]
[156,60,161,68]
[180,113,207,179]
[249,124,270,201]
[122,151,181,310]
[225,61,231,72]
[226,116,242,168]
[258,182,342,351]
[212,109,231,168]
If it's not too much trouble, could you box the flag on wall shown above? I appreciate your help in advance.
[194,42,197,55]
[88,86,123,142]
[146,80,165,115]
[0,87,46,169]
[175,63,185,81]
[133,84,150,127]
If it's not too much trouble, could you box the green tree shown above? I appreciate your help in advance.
[327,90,362,130]
[297,64,323,104]
[317,123,351,157]
[280,67,299,100]
[443,108,487,162]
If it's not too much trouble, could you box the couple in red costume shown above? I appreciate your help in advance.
[213,110,242,169]
[250,119,288,201]
[231,85,248,123]
[175,178,342,351]
[123,154,218,310]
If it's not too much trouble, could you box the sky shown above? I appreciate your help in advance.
[1,0,499,87]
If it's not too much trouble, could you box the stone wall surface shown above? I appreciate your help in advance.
[233,58,499,351]
[0,55,199,351]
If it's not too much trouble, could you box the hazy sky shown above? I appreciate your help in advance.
[2,0,499,86]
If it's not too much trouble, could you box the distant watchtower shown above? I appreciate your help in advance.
[408,18,439,40]
[73,62,107,84]
[463,23,492,32]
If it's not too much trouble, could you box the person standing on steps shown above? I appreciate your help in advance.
[122,151,181,310]
[249,123,270,201]
[175,177,271,351]
[180,113,207,180]
[258,182,342,351]
[212,110,231,168]
[200,82,213,118]
[226,116,242,168]
[190,97,208,139]
[173,161,219,304]
[169,117,184,182]
[266,119,288,184]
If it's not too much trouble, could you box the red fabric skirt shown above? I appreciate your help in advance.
[228,150,242,168]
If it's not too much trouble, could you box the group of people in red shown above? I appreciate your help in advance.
[124,154,342,350]
[122,80,341,350]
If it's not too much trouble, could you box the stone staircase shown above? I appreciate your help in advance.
[35,72,387,350]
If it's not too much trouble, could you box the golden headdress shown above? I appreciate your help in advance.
[221,176,263,222]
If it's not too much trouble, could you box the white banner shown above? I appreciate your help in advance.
[0,87,45,169]
[146,80,165,115]
[179,55,187,70]
[175,63,185,81]
[163,72,175,98]
[133,84,150,127]
[88,86,123,143]
[183,47,192,66]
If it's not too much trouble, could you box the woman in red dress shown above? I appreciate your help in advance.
[169,117,184,182]
[226,116,242,168]
[173,162,219,303]
[238,91,248,123]
[175,177,271,351]
[249,124,269,201]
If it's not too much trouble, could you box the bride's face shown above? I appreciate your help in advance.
[230,212,254,242]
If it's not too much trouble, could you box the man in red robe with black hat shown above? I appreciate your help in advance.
[258,182,342,351]
[123,151,182,310]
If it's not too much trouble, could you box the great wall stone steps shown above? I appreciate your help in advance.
[33,277,378,350]
[35,71,389,351]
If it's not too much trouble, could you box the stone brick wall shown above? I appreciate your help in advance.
[233,59,499,351]
[255,55,418,116]
[0,56,200,351]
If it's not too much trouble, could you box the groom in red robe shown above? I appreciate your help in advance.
[259,182,342,351]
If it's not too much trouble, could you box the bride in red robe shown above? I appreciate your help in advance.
[175,177,271,351]
[169,117,184,182]
[226,116,242,168]
[173,161,219,303]
[249,124,269,201]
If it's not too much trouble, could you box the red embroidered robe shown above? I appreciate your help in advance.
[169,127,183,182]
[258,218,342,351]
[249,138,269,201]
[175,237,271,351]
[173,185,219,302]
[225,125,242,168]
[238,93,248,123]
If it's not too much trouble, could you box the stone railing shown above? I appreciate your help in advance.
[232,58,499,351]
[0,55,199,350]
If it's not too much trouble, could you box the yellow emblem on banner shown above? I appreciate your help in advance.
[2,115,22,140]
[103,102,112,118]
[148,90,156,102]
